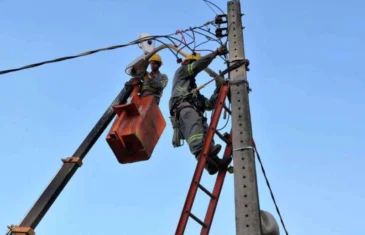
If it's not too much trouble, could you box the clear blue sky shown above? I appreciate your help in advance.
[1,0,364,234]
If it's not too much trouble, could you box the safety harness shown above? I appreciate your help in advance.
[170,59,250,148]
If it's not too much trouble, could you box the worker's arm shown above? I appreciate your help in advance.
[203,89,219,111]
[202,76,225,110]
[146,73,168,90]
[178,51,218,79]
[179,46,228,79]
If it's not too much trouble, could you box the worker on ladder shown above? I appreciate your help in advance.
[169,46,232,175]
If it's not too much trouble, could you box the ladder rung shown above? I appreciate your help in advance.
[223,105,231,115]
[215,130,230,144]
[189,212,207,228]
[197,183,215,199]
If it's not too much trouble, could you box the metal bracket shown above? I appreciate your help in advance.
[229,77,252,93]
[219,59,248,78]
[233,58,250,71]
[215,28,228,38]
[215,14,227,24]
[7,225,35,235]
[61,156,83,167]
[233,146,255,152]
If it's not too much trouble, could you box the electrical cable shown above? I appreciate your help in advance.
[189,27,196,50]
[217,100,230,131]
[203,0,219,15]
[193,30,222,44]
[166,35,195,54]
[0,21,214,76]
[203,0,225,15]
[197,27,223,45]
[183,31,194,40]
[175,30,186,48]
[253,140,290,235]
[194,38,214,49]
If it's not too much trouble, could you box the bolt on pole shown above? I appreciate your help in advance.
[227,1,262,234]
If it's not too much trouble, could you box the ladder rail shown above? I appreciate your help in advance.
[175,84,230,235]
[201,132,232,235]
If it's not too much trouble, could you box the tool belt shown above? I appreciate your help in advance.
[172,94,205,116]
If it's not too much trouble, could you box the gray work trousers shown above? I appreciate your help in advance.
[177,102,213,156]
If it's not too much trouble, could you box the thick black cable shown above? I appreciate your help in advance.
[190,27,197,50]
[253,142,290,235]
[217,101,230,131]
[174,38,196,58]
[0,21,214,76]
[191,30,221,45]
[183,31,194,40]
[154,38,180,60]
[197,27,223,45]
[194,38,214,49]
[166,35,194,54]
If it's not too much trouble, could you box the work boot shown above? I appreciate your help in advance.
[209,144,222,157]
[205,161,219,175]
[195,153,219,175]
[194,144,222,175]
[211,155,232,171]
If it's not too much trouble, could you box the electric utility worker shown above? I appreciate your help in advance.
[139,54,168,105]
[169,46,232,175]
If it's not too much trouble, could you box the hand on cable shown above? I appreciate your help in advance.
[216,45,228,55]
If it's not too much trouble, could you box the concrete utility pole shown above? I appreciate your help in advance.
[227,1,262,234]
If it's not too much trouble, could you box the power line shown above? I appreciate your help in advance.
[0,21,215,76]
[253,140,290,235]
[203,0,225,15]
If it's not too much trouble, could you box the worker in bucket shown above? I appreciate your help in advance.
[139,54,168,105]
[169,45,232,175]
[125,53,168,105]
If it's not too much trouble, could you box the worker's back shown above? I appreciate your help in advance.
[168,65,197,112]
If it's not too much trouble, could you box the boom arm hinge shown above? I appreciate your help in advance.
[7,225,35,235]
[61,156,83,167]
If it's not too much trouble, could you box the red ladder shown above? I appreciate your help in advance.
[175,83,233,235]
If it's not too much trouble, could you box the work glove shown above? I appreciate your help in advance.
[170,116,184,148]
[215,76,224,87]
[216,45,228,56]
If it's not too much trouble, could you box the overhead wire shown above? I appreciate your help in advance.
[190,27,197,50]
[203,0,225,15]
[174,30,186,48]
[0,21,215,76]
[203,0,219,15]
[194,38,215,49]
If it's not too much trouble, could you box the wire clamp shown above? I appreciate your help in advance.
[61,156,83,167]
[233,146,256,152]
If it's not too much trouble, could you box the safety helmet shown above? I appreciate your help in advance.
[185,53,201,61]
[182,53,201,64]
[149,54,162,64]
